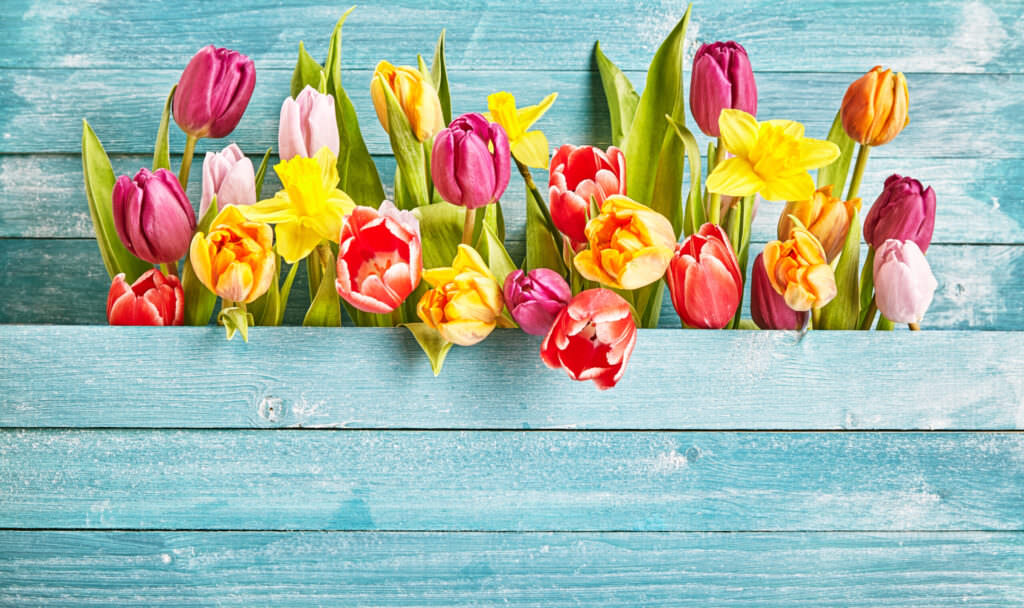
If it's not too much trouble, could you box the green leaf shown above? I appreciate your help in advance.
[248,264,278,326]
[649,111,687,238]
[182,199,220,326]
[291,41,324,97]
[858,247,876,328]
[475,222,517,287]
[152,85,175,171]
[635,280,665,329]
[378,74,430,209]
[276,258,301,326]
[218,306,253,342]
[414,202,463,270]
[667,116,705,237]
[430,29,452,126]
[594,41,640,149]
[876,316,895,331]
[403,322,454,376]
[81,120,152,282]
[254,147,272,199]
[524,186,565,273]
[417,54,431,81]
[303,245,342,327]
[818,208,861,329]
[816,107,857,194]
[623,5,691,207]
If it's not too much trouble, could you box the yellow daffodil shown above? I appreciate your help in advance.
[242,147,355,264]
[484,91,557,169]
[706,109,840,202]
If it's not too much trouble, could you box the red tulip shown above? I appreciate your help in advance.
[540,288,637,390]
[106,269,184,326]
[666,223,742,329]
[548,144,626,247]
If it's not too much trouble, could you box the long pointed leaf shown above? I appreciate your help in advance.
[524,186,565,273]
[253,147,272,199]
[152,85,175,171]
[475,222,517,287]
[377,74,428,209]
[291,41,324,97]
[303,246,342,327]
[818,208,862,329]
[430,29,452,126]
[817,107,857,194]
[403,322,453,376]
[594,41,639,148]
[182,200,220,326]
[667,116,705,236]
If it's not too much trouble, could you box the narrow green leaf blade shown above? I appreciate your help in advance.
[594,41,639,148]
[378,74,429,209]
[182,200,220,326]
[291,41,324,97]
[403,322,454,376]
[430,29,452,126]
[667,116,705,236]
[475,222,517,287]
[152,85,176,171]
[254,147,272,200]
[649,112,686,239]
[816,107,857,194]
[818,208,862,329]
[303,248,342,327]
[525,186,565,273]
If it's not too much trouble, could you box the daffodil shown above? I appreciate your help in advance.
[706,109,840,202]
[484,91,557,169]
[243,147,355,264]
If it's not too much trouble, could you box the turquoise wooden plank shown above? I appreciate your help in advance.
[2,154,1020,244]
[0,430,1021,530]
[1,531,1022,606]
[2,0,1021,73]
[2,70,1021,158]
[2,327,1022,430]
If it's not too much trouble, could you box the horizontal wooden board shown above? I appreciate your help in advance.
[2,327,1022,430]
[1,531,1022,606]
[2,0,1021,74]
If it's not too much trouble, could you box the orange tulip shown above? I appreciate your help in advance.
[840,66,909,147]
[777,185,861,262]
[370,61,444,142]
[573,196,675,290]
[762,226,837,311]
[189,205,276,303]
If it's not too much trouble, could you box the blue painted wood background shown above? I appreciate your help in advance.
[1,0,1023,605]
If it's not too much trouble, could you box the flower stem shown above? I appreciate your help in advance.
[461,207,477,246]
[846,144,870,201]
[178,134,198,188]
[514,158,546,205]
[161,262,179,278]
[707,138,726,226]
[908,322,921,331]
[811,307,822,330]
[859,295,878,330]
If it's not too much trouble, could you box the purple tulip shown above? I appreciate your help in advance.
[431,113,511,209]
[503,268,571,336]
[200,143,256,217]
[173,46,256,139]
[690,41,758,138]
[750,253,807,330]
[279,85,340,161]
[113,168,196,265]
[873,239,938,324]
[864,174,936,253]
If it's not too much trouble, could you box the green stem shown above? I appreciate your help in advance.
[423,140,434,204]
[161,262,178,278]
[461,207,477,246]
[859,296,878,330]
[812,307,822,329]
[178,134,198,188]
[707,138,726,226]
[846,144,870,201]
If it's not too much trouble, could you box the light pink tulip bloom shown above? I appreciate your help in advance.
[278,85,340,161]
[200,143,257,217]
[873,239,938,324]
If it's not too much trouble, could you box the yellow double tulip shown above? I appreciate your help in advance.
[777,185,860,262]
[189,205,276,304]
[417,245,505,346]
[762,226,837,312]
[573,196,675,290]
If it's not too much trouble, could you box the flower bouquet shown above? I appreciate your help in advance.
[81,5,937,390]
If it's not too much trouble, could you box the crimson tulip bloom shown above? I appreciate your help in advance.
[540,288,637,390]
[750,252,807,330]
[548,144,626,246]
[864,174,936,253]
[503,268,571,336]
[690,41,758,138]
[666,223,742,329]
[431,113,511,209]
[107,269,184,326]
[173,46,256,139]
[113,168,196,264]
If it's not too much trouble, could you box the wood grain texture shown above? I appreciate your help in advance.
[1,429,1021,531]
[1,531,1022,607]
[2,327,1022,430]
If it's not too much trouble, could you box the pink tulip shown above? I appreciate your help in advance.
[278,85,340,161]
[107,269,184,326]
[503,269,571,336]
[873,239,938,324]
[431,113,511,209]
[200,143,256,217]
[173,46,256,139]
[548,145,626,247]
[113,168,196,264]
[666,223,742,329]
[690,41,758,137]
[750,252,807,330]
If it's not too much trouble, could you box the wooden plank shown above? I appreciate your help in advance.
[2,0,1021,74]
[2,327,1022,430]
[1,531,1022,606]
[1,70,1021,158]
[0,430,1021,530]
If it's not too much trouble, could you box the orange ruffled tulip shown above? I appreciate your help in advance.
[777,185,861,263]
[417,244,504,346]
[371,61,444,142]
[189,205,276,304]
[841,66,909,147]
[573,196,675,290]
[762,227,837,311]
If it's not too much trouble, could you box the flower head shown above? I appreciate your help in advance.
[864,174,936,253]
[762,225,837,311]
[841,66,909,147]
[201,143,257,217]
[548,144,627,247]
[417,245,504,346]
[573,196,675,290]
[173,46,256,140]
[503,268,571,336]
[370,61,444,142]
[778,185,860,262]
[431,113,511,209]
[873,239,937,324]
[112,167,196,265]
[279,85,340,161]
[666,223,743,329]
[485,91,557,169]
[107,269,184,326]
[690,41,757,137]
[189,205,276,304]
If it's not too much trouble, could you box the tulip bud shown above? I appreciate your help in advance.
[750,253,807,330]
[690,41,758,138]
[107,269,184,326]
[431,113,511,209]
[113,168,196,265]
[173,46,256,139]
[666,223,742,329]
[873,239,937,324]
[778,185,860,262]
[864,174,936,253]
[370,61,444,142]
[762,227,837,311]
[279,85,340,161]
[548,144,627,247]
[841,66,909,147]
[503,269,571,336]
[573,196,675,290]
[189,206,276,304]
[200,143,257,218]
[417,244,504,346]
[336,201,422,314]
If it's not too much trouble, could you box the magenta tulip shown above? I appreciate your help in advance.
[173,46,256,139]
[666,223,742,329]
[690,41,758,137]
[113,168,196,264]
[864,174,936,253]
[431,113,511,209]
[278,85,340,161]
[873,239,938,324]
[750,252,808,330]
[503,269,572,336]
[200,143,256,217]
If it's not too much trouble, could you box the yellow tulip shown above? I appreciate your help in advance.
[370,61,444,142]
[242,147,355,264]
[777,185,861,262]
[573,196,675,290]
[417,245,504,346]
[189,205,276,304]
[762,226,837,311]
[484,91,557,169]
[706,109,840,202]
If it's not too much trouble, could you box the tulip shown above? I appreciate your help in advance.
[107,268,184,326]
[573,196,675,290]
[778,185,860,262]
[540,288,637,390]
[431,113,511,209]
[189,205,276,304]
[113,168,196,265]
[173,46,256,140]
[762,227,837,311]
[370,61,444,142]
[750,253,807,330]
[503,269,571,336]
[336,201,422,314]
[863,174,936,253]
[689,41,758,138]
[200,143,257,218]
[666,223,742,329]
[841,66,909,147]
[279,85,340,161]
[417,244,504,346]
[548,144,627,246]
[873,239,938,324]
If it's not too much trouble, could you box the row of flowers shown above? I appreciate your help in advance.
[84,5,938,389]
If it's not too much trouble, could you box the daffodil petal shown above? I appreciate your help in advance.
[242,195,296,224]
[706,157,763,197]
[486,91,522,139]
[764,119,804,138]
[761,171,816,202]
[516,92,558,131]
[718,109,760,158]
[274,220,324,264]
[511,130,551,169]
[798,139,842,170]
